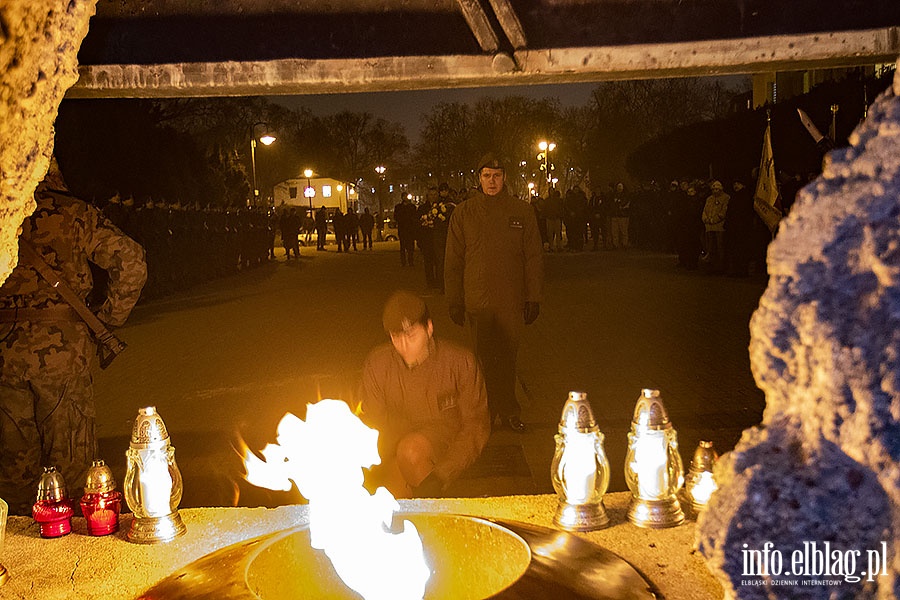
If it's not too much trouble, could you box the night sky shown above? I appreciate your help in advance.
[270,82,599,143]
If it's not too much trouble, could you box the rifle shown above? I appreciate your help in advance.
[18,240,127,369]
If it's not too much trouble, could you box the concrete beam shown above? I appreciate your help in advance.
[67,27,900,99]
[515,27,900,82]
[455,0,500,53]
[487,0,527,50]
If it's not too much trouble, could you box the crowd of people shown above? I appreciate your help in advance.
[528,173,808,277]
[92,167,809,304]
[101,196,280,300]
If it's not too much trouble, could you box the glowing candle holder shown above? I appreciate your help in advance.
[124,407,186,543]
[624,389,685,528]
[684,440,718,514]
[550,391,610,531]
[32,467,75,538]
[81,459,123,536]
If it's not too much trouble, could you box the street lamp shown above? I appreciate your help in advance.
[250,122,276,207]
[375,165,386,241]
[303,168,315,211]
[537,140,557,192]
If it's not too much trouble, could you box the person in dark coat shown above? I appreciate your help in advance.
[587,188,606,251]
[544,189,563,252]
[675,181,704,270]
[279,207,302,259]
[444,153,543,433]
[394,195,418,267]
[359,208,375,250]
[345,209,359,251]
[314,205,328,251]
[724,179,756,277]
[332,210,346,253]
[563,187,587,251]
[609,183,631,250]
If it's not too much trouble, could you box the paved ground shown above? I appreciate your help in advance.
[94,240,769,508]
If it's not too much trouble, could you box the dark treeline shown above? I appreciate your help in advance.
[628,69,895,183]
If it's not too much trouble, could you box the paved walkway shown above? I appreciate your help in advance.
[95,241,769,507]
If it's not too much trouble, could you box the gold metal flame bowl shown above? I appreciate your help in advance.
[137,513,656,600]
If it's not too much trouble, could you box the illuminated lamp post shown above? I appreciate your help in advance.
[375,165,386,241]
[250,122,276,207]
[537,140,556,195]
[304,168,315,211]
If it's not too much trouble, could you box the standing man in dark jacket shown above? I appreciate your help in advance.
[0,161,147,514]
[345,209,359,252]
[394,195,418,267]
[444,153,544,432]
[724,179,755,277]
[314,205,328,251]
[279,207,302,260]
[332,210,346,253]
[609,182,631,249]
[358,208,375,250]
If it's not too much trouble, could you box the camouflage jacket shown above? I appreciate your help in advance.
[0,188,147,327]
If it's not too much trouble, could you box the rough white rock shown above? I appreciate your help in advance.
[0,0,96,284]
[698,61,900,599]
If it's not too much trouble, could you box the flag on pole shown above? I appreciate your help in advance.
[753,119,782,235]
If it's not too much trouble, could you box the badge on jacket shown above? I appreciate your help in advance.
[508,217,523,229]
[438,393,458,412]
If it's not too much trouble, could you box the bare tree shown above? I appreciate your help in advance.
[470,96,561,197]
[322,111,409,185]
[414,102,474,188]
[587,78,742,183]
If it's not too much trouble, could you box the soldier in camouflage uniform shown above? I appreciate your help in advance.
[0,162,147,515]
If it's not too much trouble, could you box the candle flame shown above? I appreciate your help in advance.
[559,431,597,504]
[689,471,718,506]
[630,429,669,499]
[138,449,174,516]
[243,399,431,600]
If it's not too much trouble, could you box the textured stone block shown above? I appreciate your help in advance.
[0,0,96,284]
[699,62,900,600]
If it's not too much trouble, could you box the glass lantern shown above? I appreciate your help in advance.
[550,391,611,531]
[124,406,186,543]
[624,389,685,528]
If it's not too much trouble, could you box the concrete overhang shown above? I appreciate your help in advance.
[68,0,900,98]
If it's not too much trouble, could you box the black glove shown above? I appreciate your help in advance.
[413,471,444,498]
[449,303,466,327]
[523,302,540,325]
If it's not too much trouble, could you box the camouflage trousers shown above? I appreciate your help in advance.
[0,323,97,515]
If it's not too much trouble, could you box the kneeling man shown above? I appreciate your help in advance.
[360,291,490,498]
